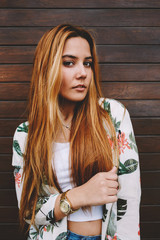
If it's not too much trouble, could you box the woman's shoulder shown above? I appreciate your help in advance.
[99,97,126,120]
[12,121,29,167]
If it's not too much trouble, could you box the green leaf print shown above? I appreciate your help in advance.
[17,122,29,133]
[35,196,49,214]
[117,198,127,221]
[106,208,116,238]
[118,159,138,176]
[56,232,68,240]
[129,132,138,153]
[103,100,121,132]
[102,205,108,222]
[13,140,23,157]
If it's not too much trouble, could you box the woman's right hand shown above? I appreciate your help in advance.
[68,166,118,209]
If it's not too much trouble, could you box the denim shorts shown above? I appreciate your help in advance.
[67,230,101,240]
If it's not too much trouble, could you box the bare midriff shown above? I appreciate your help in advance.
[67,219,102,236]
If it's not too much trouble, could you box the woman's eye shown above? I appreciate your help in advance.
[63,61,74,67]
[84,61,92,67]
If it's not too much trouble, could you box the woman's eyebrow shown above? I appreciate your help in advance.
[62,55,93,60]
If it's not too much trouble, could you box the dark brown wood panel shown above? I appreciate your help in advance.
[141,223,160,238]
[0,190,17,206]
[1,64,160,82]
[1,27,160,45]
[141,206,160,222]
[0,137,13,154]
[121,100,160,117]
[0,83,29,101]
[0,101,27,118]
[0,173,15,189]
[141,172,160,188]
[0,46,35,64]
[2,45,160,64]
[0,155,14,172]
[0,65,32,83]
[100,64,160,81]
[0,207,19,223]
[140,153,160,171]
[141,189,160,205]
[101,82,160,99]
[0,120,25,136]
[1,82,160,101]
[0,224,28,240]
[136,136,160,153]
[1,9,160,27]
[132,118,160,135]
[1,0,160,8]
[98,45,160,63]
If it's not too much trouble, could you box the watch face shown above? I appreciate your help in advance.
[60,200,70,214]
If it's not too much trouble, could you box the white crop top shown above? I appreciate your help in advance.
[52,142,103,222]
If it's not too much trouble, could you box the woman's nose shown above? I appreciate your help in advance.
[76,64,87,79]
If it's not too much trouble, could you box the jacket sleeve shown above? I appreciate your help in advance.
[12,123,61,226]
[116,108,141,240]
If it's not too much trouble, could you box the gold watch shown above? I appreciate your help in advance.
[60,190,78,215]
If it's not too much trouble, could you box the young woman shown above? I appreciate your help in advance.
[12,24,141,240]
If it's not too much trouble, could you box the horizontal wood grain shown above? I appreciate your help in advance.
[0,190,17,206]
[141,172,160,188]
[0,83,29,101]
[1,153,159,172]
[0,224,28,240]
[121,100,160,117]
[140,153,160,171]
[1,0,160,8]
[1,9,160,27]
[141,189,160,205]
[132,118,160,135]
[1,82,160,100]
[0,119,25,136]
[141,223,160,238]
[97,45,160,63]
[101,82,160,99]
[1,27,160,45]
[1,45,160,64]
[0,65,32,83]
[0,101,28,118]
[100,64,160,81]
[1,64,160,82]
[0,155,14,172]
[136,136,160,153]
[141,206,160,222]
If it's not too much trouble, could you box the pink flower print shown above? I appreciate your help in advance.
[118,131,131,154]
[44,226,47,232]
[138,224,140,236]
[107,136,114,149]
[15,172,21,188]
[107,233,117,240]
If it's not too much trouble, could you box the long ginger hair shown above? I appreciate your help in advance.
[19,24,119,227]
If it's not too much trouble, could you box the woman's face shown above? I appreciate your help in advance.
[59,37,93,103]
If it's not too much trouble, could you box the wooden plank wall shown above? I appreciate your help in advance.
[0,1,160,239]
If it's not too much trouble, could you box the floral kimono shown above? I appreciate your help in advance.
[12,98,141,240]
